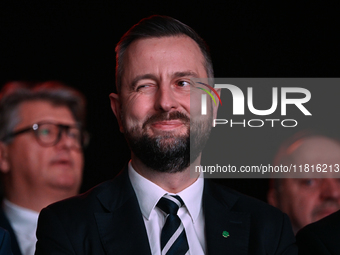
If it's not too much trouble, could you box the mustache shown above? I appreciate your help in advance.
[143,111,190,129]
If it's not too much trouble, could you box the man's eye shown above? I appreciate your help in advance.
[68,129,81,140]
[136,84,152,91]
[300,179,316,186]
[39,129,51,136]
[177,81,191,87]
[136,85,146,90]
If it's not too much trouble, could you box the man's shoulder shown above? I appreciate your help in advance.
[0,207,15,240]
[0,226,8,240]
[298,209,340,235]
[296,209,340,240]
[47,179,111,209]
[0,227,12,255]
[44,170,131,217]
[204,181,297,255]
[0,204,22,255]
[206,180,284,217]
[205,180,292,234]
[296,210,340,254]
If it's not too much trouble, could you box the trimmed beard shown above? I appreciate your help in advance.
[123,111,212,173]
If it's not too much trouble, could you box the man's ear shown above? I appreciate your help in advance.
[109,93,124,133]
[0,142,10,173]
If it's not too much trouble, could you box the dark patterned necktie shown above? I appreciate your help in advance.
[156,194,189,255]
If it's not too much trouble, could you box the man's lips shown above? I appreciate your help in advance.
[50,157,73,167]
[142,111,190,129]
[151,120,185,130]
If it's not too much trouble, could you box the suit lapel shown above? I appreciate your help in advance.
[0,208,22,255]
[204,180,250,255]
[94,170,152,255]
[93,170,251,255]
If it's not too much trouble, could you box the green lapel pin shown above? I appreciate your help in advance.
[222,231,230,238]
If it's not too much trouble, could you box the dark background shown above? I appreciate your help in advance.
[1,1,339,202]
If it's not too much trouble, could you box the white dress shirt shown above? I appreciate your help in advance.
[3,199,39,255]
[128,162,206,255]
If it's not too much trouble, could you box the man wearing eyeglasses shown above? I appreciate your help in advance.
[0,81,86,255]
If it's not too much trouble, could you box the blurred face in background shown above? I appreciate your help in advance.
[268,137,340,234]
[0,100,84,196]
[274,178,340,234]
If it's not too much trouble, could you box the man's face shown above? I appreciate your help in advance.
[110,36,213,172]
[277,178,340,233]
[268,137,340,233]
[1,100,84,194]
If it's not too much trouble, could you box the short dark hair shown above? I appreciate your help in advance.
[115,15,214,93]
[0,81,86,143]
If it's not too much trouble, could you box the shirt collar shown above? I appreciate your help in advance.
[2,199,39,232]
[128,161,204,223]
[176,172,204,223]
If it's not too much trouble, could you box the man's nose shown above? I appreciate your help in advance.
[320,178,340,199]
[154,84,180,112]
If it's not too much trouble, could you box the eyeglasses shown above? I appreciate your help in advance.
[2,122,88,149]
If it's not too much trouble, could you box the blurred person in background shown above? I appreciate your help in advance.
[268,132,340,234]
[0,227,13,255]
[0,81,87,255]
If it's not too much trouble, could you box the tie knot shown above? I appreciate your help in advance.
[157,195,184,215]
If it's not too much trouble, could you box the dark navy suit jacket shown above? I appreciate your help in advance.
[297,210,340,255]
[35,169,297,254]
[0,227,13,255]
[0,209,21,255]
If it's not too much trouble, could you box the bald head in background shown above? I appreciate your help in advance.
[268,135,340,234]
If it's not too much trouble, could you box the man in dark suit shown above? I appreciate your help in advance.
[0,227,13,255]
[296,210,340,255]
[0,210,20,255]
[0,82,86,255]
[35,15,297,254]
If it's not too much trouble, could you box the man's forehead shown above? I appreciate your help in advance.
[17,100,75,125]
[291,139,340,164]
[121,36,206,81]
[125,35,204,62]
